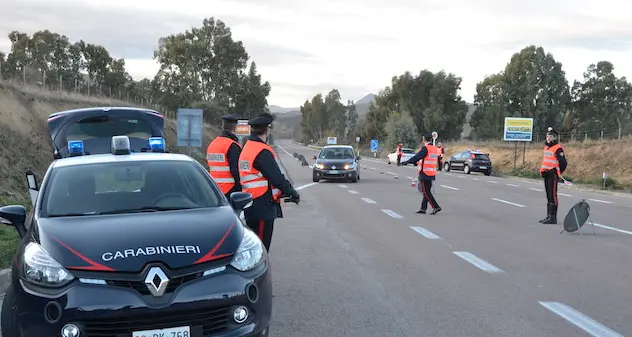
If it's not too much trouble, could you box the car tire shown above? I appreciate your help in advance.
[464,165,471,174]
[312,174,320,183]
[387,159,391,164]
[1,285,21,337]
[443,162,450,172]
[351,174,358,183]
[484,170,491,176]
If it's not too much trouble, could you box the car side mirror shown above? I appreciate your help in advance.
[312,155,317,160]
[0,205,27,238]
[356,156,361,161]
[230,192,253,212]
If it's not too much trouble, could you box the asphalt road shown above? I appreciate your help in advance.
[267,139,632,337]
[3,140,631,337]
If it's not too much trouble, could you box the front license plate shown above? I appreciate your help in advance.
[479,166,487,169]
[328,170,340,174]
[132,326,190,337]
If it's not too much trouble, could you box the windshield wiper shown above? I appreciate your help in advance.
[47,212,95,218]
[99,206,194,215]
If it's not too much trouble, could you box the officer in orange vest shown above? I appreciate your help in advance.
[436,142,445,171]
[403,133,442,214]
[396,143,403,166]
[239,113,300,251]
[206,114,243,199]
[539,127,567,224]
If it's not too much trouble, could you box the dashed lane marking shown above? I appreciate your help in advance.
[589,198,613,204]
[337,184,348,188]
[593,223,632,236]
[348,190,359,194]
[361,198,376,204]
[538,301,623,337]
[440,185,459,191]
[529,187,543,192]
[487,180,498,184]
[381,209,403,219]
[491,198,526,208]
[410,226,442,239]
[506,183,519,187]
[295,182,318,191]
[453,251,504,273]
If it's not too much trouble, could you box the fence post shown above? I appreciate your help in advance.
[600,130,603,141]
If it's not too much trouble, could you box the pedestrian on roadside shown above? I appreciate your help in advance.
[539,126,567,224]
[402,133,442,214]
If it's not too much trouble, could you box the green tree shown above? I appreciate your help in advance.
[502,45,570,133]
[384,110,420,150]
[345,100,358,142]
[232,61,271,118]
[470,73,507,139]
[324,89,347,140]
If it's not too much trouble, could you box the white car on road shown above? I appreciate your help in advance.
[387,147,416,165]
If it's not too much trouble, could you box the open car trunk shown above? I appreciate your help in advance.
[47,107,165,158]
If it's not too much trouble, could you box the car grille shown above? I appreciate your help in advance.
[82,305,231,337]
[106,272,202,296]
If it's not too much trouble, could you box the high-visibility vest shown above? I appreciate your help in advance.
[238,140,282,201]
[206,136,240,194]
[397,147,403,155]
[540,144,562,176]
[418,144,439,176]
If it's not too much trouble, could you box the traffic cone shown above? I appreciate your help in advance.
[410,178,416,187]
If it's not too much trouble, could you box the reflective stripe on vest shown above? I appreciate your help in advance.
[418,144,439,176]
[238,140,282,201]
[206,136,240,194]
[540,144,562,176]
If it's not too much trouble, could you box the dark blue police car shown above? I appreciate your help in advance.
[0,135,272,337]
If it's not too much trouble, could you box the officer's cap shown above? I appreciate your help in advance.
[546,126,559,136]
[221,114,241,122]
[423,132,433,140]
[248,113,274,126]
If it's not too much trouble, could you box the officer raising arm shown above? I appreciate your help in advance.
[206,114,243,199]
[539,127,568,225]
[402,133,442,215]
[239,113,300,251]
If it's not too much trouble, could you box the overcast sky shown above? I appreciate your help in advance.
[1,0,632,107]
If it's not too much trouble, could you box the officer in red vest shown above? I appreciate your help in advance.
[396,143,403,166]
[539,127,567,224]
[403,133,442,214]
[239,113,300,251]
[206,114,242,199]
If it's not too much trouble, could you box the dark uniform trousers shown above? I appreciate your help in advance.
[543,170,559,214]
[396,154,402,166]
[245,219,275,251]
[419,178,439,210]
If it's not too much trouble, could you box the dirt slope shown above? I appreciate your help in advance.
[0,81,219,204]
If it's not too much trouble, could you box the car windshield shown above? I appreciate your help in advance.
[319,148,354,159]
[41,160,223,217]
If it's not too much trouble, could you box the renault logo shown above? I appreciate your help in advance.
[144,267,169,297]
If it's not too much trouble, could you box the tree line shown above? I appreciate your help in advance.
[298,45,632,150]
[299,89,359,144]
[0,17,272,124]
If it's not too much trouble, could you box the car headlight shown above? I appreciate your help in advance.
[315,164,324,169]
[344,164,353,170]
[23,242,74,287]
[230,228,264,272]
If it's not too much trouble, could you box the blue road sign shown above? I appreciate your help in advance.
[177,108,204,147]
[370,139,379,152]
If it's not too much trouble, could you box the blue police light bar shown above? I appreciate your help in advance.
[68,140,84,157]
[111,136,131,155]
[148,137,165,152]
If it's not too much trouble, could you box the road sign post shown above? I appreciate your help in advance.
[503,117,534,170]
[176,108,204,156]
[235,120,250,145]
[327,137,337,145]
[370,139,378,158]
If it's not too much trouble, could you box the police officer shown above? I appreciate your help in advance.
[403,133,442,214]
[396,143,403,166]
[206,114,242,199]
[539,127,567,224]
[239,113,300,251]
[436,141,445,171]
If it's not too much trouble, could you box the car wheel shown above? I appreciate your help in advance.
[1,285,21,337]
[312,173,320,183]
[387,158,391,164]
[443,162,450,172]
[464,165,471,174]
[484,170,491,176]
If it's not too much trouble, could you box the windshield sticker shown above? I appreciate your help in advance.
[102,245,201,261]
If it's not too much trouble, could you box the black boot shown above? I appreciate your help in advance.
[542,205,557,224]
[539,204,551,223]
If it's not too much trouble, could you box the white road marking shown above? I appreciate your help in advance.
[471,177,480,181]
[407,176,415,180]
[589,198,613,204]
[370,167,377,170]
[348,190,359,194]
[443,173,453,176]
[529,187,543,192]
[295,182,318,191]
[381,209,403,219]
[559,193,573,197]
[487,180,498,184]
[308,165,313,169]
[386,172,397,175]
[506,183,519,187]
[410,226,442,239]
[440,185,460,191]
[457,175,466,179]
[453,251,504,273]
[337,184,348,188]
[593,223,632,236]
[276,144,294,158]
[361,198,376,204]
[538,301,623,337]
[491,198,527,208]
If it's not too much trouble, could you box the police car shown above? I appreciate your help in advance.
[0,136,272,337]
[443,149,492,176]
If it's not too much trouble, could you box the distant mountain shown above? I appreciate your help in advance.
[355,93,376,105]
[268,105,300,114]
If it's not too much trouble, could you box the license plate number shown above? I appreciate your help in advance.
[479,166,487,169]
[329,170,340,174]
[132,326,190,337]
